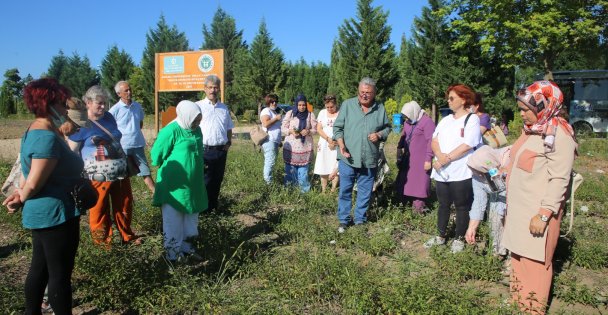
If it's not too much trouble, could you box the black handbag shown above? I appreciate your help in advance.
[126,155,140,177]
[71,177,98,210]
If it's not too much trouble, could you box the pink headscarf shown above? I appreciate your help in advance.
[516,80,575,152]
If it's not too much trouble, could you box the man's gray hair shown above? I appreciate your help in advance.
[83,85,110,103]
[359,77,377,91]
[205,75,221,86]
[114,81,129,94]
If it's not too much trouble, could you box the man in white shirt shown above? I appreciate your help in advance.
[195,75,234,214]
[109,81,155,193]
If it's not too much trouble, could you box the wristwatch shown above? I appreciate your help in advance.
[539,214,550,222]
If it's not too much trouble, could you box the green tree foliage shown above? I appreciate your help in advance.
[46,50,68,80]
[201,7,248,106]
[327,40,341,97]
[0,69,23,116]
[394,35,414,103]
[62,54,100,98]
[404,0,464,117]
[45,51,99,98]
[232,20,286,114]
[449,0,606,79]
[100,45,135,102]
[331,0,398,101]
[128,66,147,107]
[303,61,330,110]
[280,59,329,109]
[141,15,196,114]
[384,98,398,118]
[16,74,33,115]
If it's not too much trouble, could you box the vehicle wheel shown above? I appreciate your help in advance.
[573,122,594,138]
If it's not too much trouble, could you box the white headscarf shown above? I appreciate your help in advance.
[401,101,425,124]
[174,100,201,130]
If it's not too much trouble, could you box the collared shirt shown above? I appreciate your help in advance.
[108,100,146,149]
[195,98,234,146]
[333,97,391,168]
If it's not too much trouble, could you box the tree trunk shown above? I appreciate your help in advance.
[543,54,554,81]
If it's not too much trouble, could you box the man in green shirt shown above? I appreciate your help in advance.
[333,77,391,233]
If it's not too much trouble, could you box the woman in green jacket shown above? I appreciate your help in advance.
[151,100,208,261]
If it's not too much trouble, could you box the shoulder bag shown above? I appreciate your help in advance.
[482,124,509,148]
[87,120,138,180]
[250,124,268,146]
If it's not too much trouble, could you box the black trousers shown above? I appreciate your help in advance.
[203,147,228,211]
[25,216,80,315]
[435,179,473,239]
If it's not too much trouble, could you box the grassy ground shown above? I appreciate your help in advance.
[0,133,606,314]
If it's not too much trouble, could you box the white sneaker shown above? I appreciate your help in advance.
[338,224,348,234]
[423,236,446,248]
[451,239,465,253]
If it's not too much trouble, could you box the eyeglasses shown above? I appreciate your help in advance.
[323,96,336,101]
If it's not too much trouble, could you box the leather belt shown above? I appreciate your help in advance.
[203,144,225,150]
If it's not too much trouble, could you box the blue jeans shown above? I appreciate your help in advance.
[262,140,279,184]
[284,164,311,192]
[337,160,376,225]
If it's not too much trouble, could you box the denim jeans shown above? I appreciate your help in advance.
[337,160,377,225]
[262,140,279,184]
[284,163,311,192]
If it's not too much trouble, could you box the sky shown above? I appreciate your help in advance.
[0,0,428,85]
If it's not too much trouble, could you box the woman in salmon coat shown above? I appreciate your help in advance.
[503,81,577,314]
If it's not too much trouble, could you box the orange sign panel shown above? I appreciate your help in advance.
[155,50,224,92]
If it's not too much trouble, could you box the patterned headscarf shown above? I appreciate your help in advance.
[174,100,201,130]
[516,80,575,152]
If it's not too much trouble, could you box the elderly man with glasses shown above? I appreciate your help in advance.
[333,77,391,233]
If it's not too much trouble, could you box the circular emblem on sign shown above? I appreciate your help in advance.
[198,54,214,73]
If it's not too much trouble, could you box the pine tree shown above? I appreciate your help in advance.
[45,51,99,98]
[100,45,135,102]
[0,69,23,116]
[141,15,195,113]
[331,0,398,101]
[201,7,248,106]
[46,50,68,80]
[61,53,100,98]
[405,0,468,119]
[232,20,286,114]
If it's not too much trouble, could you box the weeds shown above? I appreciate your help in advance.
[0,136,606,313]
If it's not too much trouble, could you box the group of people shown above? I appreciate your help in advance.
[1,75,235,314]
[259,92,341,193]
[396,81,575,314]
[3,74,576,314]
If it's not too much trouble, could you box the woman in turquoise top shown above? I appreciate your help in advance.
[151,100,208,261]
[3,78,84,315]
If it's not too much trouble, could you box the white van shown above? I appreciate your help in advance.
[547,70,608,136]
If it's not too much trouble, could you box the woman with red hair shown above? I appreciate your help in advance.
[3,78,84,314]
[503,81,576,314]
[424,84,482,253]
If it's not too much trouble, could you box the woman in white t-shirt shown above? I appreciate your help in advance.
[313,94,340,193]
[260,94,283,184]
[424,84,482,253]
